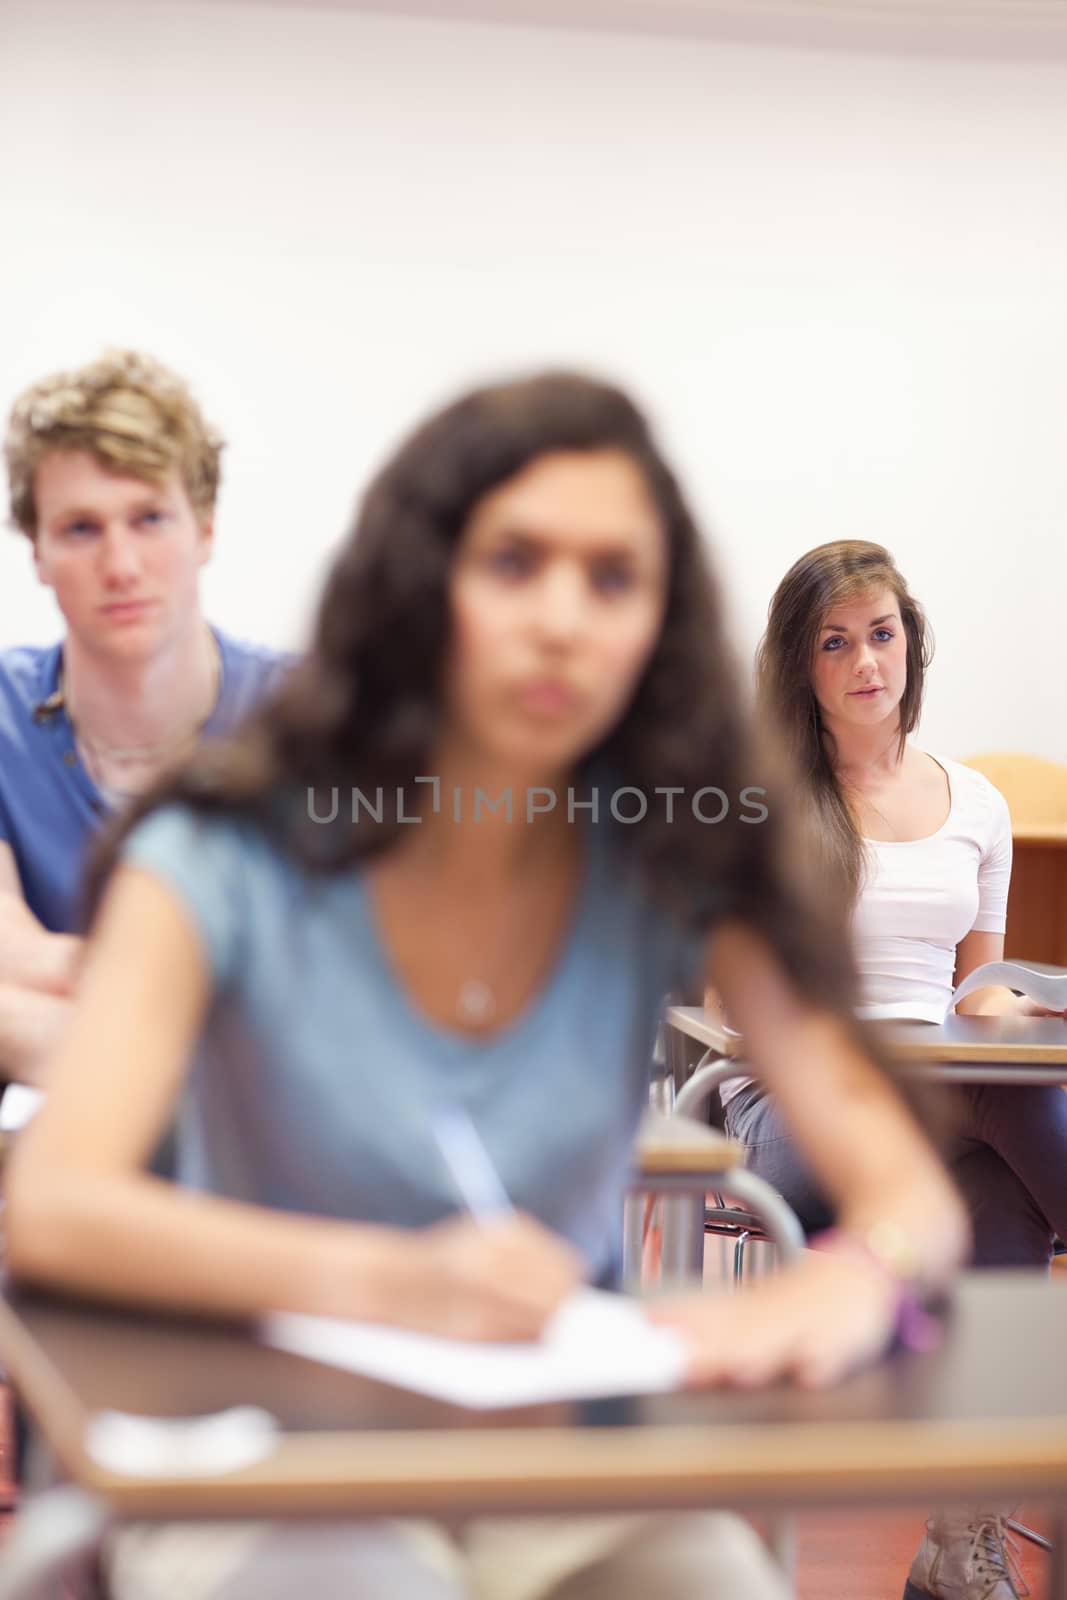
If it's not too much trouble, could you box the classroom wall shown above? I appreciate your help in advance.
[2,0,1065,760]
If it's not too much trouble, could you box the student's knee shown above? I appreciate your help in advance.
[106,1520,465,1600]
[547,1512,791,1600]
[951,1143,1054,1269]
[723,1090,834,1235]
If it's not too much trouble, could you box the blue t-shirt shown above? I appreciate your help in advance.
[0,630,288,932]
[123,806,702,1280]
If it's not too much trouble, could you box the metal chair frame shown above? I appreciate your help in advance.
[673,1048,790,1280]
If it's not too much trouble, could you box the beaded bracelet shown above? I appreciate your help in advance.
[810,1227,945,1354]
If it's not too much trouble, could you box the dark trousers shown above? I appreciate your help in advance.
[724,1079,1067,1267]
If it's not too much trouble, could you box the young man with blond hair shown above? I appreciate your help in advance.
[0,349,287,1086]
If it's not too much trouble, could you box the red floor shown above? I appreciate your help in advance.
[793,1506,1050,1599]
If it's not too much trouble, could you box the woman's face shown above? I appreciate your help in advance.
[445,449,669,777]
[809,585,909,735]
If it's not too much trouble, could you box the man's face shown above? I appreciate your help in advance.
[32,450,213,663]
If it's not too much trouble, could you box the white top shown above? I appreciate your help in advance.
[853,755,1011,1023]
[720,753,1012,1101]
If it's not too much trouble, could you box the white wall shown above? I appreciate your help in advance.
[2,0,1065,758]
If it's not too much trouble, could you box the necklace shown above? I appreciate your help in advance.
[837,740,905,842]
[457,977,496,1025]
[856,793,901,841]
[453,833,576,1026]
[454,887,540,1027]
[63,633,222,793]
[841,779,903,841]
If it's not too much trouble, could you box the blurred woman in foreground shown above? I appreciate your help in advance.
[6,382,966,1600]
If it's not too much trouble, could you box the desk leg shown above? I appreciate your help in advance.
[767,1514,796,1587]
[657,1191,717,1285]
[622,1194,645,1289]
[665,1018,692,1090]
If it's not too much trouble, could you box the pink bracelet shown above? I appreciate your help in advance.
[810,1228,944,1354]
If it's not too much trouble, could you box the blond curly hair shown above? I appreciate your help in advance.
[5,349,224,540]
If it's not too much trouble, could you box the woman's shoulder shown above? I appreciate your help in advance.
[122,800,295,893]
[928,754,1011,833]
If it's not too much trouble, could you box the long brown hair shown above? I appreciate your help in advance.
[757,539,933,903]
[89,373,858,1015]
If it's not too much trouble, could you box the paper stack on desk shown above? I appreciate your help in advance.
[261,1287,689,1409]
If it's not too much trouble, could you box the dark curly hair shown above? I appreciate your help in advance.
[88,371,856,1014]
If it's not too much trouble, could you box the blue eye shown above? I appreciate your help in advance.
[136,509,168,530]
[822,636,845,651]
[873,628,895,642]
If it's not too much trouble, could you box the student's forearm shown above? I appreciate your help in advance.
[712,923,970,1289]
[765,1013,969,1288]
[955,986,1022,1017]
[0,897,81,996]
[4,1165,417,1323]
[0,983,71,1085]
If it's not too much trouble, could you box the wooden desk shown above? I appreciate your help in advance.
[634,1108,744,1177]
[1,1275,1066,1534]
[665,1008,1067,1087]
[1007,825,1067,968]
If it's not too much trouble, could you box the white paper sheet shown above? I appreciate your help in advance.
[85,1405,279,1477]
[261,1288,689,1409]
[948,960,1067,1017]
[0,1084,43,1133]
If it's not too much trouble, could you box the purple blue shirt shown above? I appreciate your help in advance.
[0,629,288,931]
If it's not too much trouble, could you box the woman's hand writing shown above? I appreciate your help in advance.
[391,1213,585,1342]
[648,1247,901,1389]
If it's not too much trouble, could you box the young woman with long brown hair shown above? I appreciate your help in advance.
[6,392,965,1600]
[724,538,1067,1600]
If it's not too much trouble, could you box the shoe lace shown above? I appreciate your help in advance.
[965,1515,1030,1597]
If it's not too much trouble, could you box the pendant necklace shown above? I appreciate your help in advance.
[63,635,222,798]
[457,977,496,1025]
[453,835,571,1026]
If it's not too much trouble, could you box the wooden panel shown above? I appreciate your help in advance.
[964,755,1067,828]
[1007,838,1067,967]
